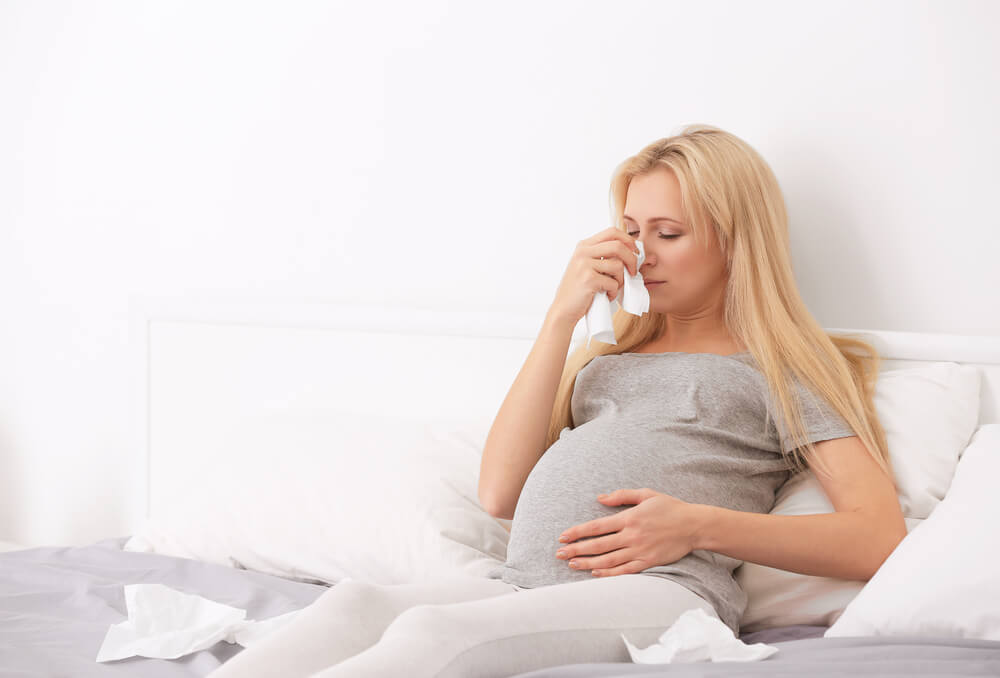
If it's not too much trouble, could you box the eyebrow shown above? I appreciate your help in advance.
[623,215,684,226]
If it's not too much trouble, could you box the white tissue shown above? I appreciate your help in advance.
[621,608,779,663]
[96,583,303,662]
[584,240,650,348]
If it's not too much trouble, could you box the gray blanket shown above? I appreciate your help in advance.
[511,635,1000,676]
[0,536,329,676]
[2,538,997,677]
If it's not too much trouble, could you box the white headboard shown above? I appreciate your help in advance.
[127,298,1000,532]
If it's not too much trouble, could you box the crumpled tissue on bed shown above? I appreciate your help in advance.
[584,240,649,348]
[96,582,305,662]
[622,608,779,663]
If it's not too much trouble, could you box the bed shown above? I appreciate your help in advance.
[2,298,999,677]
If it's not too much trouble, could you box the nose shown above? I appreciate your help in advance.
[637,242,654,268]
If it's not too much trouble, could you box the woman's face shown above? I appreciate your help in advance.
[623,167,729,316]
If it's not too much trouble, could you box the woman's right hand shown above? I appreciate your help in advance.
[548,226,641,327]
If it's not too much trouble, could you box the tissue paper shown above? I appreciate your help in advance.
[96,583,303,662]
[622,608,779,663]
[584,240,649,348]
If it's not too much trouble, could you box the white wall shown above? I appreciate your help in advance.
[1,0,997,547]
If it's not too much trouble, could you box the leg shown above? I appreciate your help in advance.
[307,574,720,678]
[207,573,517,678]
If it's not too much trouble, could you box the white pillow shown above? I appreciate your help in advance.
[872,362,982,519]
[736,470,923,631]
[124,409,509,585]
[737,362,981,632]
[825,424,1000,639]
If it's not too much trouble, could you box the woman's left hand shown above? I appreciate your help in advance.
[556,488,707,577]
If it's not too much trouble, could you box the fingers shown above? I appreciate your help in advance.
[559,543,633,574]
[579,225,632,249]
[593,257,624,297]
[580,227,640,256]
[591,240,639,277]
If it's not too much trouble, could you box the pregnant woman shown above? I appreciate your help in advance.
[208,124,907,678]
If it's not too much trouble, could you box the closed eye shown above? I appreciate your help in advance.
[627,232,679,239]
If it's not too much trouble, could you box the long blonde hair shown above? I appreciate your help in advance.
[546,124,896,487]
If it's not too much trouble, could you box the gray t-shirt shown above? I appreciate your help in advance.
[490,350,855,635]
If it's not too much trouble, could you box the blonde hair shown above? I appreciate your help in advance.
[546,124,897,487]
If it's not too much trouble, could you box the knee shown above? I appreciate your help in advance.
[312,578,377,611]
[381,604,462,639]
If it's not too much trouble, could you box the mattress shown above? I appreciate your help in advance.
[2,537,998,677]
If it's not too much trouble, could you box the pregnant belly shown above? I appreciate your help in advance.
[503,433,630,580]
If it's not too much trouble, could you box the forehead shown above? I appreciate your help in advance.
[624,168,682,215]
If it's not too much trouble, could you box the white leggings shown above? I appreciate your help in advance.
[206,572,719,678]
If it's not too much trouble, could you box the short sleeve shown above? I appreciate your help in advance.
[768,376,856,454]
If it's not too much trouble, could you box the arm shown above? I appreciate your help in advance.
[478,309,576,519]
[694,505,903,580]
[694,435,908,580]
